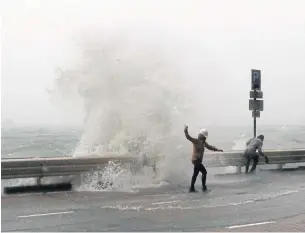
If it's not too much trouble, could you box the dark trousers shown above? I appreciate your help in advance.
[245,152,259,173]
[190,160,207,189]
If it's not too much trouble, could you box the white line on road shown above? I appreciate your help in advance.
[18,211,74,218]
[226,221,276,229]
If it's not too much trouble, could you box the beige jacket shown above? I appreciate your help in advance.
[184,128,220,162]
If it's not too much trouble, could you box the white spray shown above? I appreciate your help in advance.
[49,29,221,190]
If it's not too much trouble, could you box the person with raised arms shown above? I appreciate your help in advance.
[184,125,223,193]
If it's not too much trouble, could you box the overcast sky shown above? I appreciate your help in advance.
[2,0,305,127]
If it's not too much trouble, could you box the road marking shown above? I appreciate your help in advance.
[226,221,276,229]
[18,211,74,218]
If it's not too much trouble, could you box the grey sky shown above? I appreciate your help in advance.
[2,0,305,127]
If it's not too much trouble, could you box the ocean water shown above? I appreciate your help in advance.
[2,125,305,159]
[1,127,81,159]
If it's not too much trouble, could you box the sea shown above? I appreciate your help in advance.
[2,125,305,159]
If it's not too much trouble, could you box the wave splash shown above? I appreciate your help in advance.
[50,30,201,190]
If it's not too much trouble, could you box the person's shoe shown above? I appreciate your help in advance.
[189,187,198,193]
[202,186,211,192]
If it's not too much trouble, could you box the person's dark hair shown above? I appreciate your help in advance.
[257,134,264,140]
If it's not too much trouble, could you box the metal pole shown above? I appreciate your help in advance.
[254,89,257,137]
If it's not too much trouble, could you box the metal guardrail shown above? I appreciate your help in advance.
[1,154,135,180]
[204,149,305,167]
[1,149,305,180]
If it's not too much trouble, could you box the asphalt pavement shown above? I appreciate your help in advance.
[2,169,305,231]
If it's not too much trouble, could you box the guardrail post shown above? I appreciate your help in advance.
[37,162,44,186]
[235,165,242,173]
[37,177,42,186]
